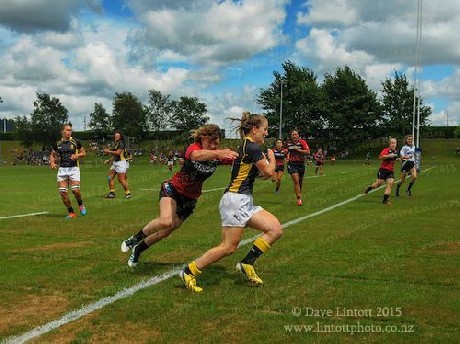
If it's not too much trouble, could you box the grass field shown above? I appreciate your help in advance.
[1,139,459,344]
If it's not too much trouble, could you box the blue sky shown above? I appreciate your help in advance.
[0,0,459,134]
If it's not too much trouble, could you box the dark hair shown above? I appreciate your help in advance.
[114,131,125,142]
[228,111,267,139]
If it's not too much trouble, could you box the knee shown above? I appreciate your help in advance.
[223,242,239,256]
[271,224,283,240]
[158,218,175,231]
[58,188,68,198]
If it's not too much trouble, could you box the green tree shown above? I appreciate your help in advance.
[89,103,111,138]
[321,66,381,149]
[169,96,209,138]
[111,92,147,140]
[257,60,322,139]
[30,92,69,148]
[13,115,34,147]
[145,89,172,133]
[380,71,431,137]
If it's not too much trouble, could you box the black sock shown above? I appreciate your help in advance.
[77,199,83,206]
[68,207,74,213]
[366,186,372,193]
[396,183,401,193]
[135,240,149,254]
[184,266,192,275]
[133,229,147,242]
[241,245,264,265]
[383,194,389,203]
[408,182,414,191]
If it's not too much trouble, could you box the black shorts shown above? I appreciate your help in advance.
[159,181,197,221]
[287,162,305,176]
[401,161,415,173]
[377,168,394,181]
[315,160,323,166]
[275,165,285,173]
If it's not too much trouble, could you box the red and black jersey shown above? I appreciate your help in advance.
[379,148,397,171]
[287,139,309,163]
[273,148,287,166]
[53,137,82,168]
[170,142,219,199]
[314,151,324,163]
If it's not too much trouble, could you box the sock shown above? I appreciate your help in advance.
[133,229,147,242]
[185,261,202,276]
[135,240,149,254]
[366,186,372,193]
[276,185,280,192]
[125,190,131,195]
[241,238,271,265]
[68,207,74,213]
[77,200,83,206]
[109,189,115,193]
[396,183,401,193]
[408,182,414,191]
[383,194,390,203]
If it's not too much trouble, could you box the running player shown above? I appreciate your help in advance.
[49,124,87,219]
[180,112,283,292]
[120,124,238,267]
[272,139,287,194]
[103,131,131,199]
[395,135,417,197]
[314,148,325,176]
[286,129,310,205]
[364,137,400,205]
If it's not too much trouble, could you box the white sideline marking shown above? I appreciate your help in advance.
[4,166,435,344]
[0,212,49,220]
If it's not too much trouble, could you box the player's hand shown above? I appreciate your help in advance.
[266,148,275,161]
[219,149,238,161]
[50,162,57,170]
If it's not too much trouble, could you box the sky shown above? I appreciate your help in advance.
[0,0,459,135]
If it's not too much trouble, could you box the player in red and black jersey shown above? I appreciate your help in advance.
[120,124,238,267]
[287,129,310,206]
[49,124,87,218]
[181,112,283,292]
[364,137,400,205]
[271,138,287,194]
[314,148,325,176]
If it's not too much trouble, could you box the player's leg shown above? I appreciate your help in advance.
[395,171,406,197]
[383,177,395,204]
[69,167,86,215]
[406,166,417,196]
[116,173,131,198]
[106,168,116,198]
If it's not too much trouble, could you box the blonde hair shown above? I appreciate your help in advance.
[228,111,267,139]
[190,124,222,143]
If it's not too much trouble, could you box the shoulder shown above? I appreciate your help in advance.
[185,142,202,158]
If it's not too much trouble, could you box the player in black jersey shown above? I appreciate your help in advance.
[181,112,283,292]
[50,124,87,218]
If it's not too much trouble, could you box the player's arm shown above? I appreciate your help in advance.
[255,148,275,179]
[379,150,396,160]
[103,148,122,156]
[190,148,238,162]
[49,150,58,169]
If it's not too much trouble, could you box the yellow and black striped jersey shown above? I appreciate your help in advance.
[53,137,82,168]
[113,141,127,162]
[226,137,264,195]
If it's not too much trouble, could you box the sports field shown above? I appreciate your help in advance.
[1,139,459,344]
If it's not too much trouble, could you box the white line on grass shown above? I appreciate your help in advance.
[0,212,49,220]
[4,166,435,344]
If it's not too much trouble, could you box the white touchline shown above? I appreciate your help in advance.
[4,166,435,344]
[0,212,49,220]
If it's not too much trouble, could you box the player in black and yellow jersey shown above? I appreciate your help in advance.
[103,131,131,199]
[50,124,87,219]
[181,112,283,292]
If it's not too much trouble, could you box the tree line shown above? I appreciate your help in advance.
[8,60,430,150]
